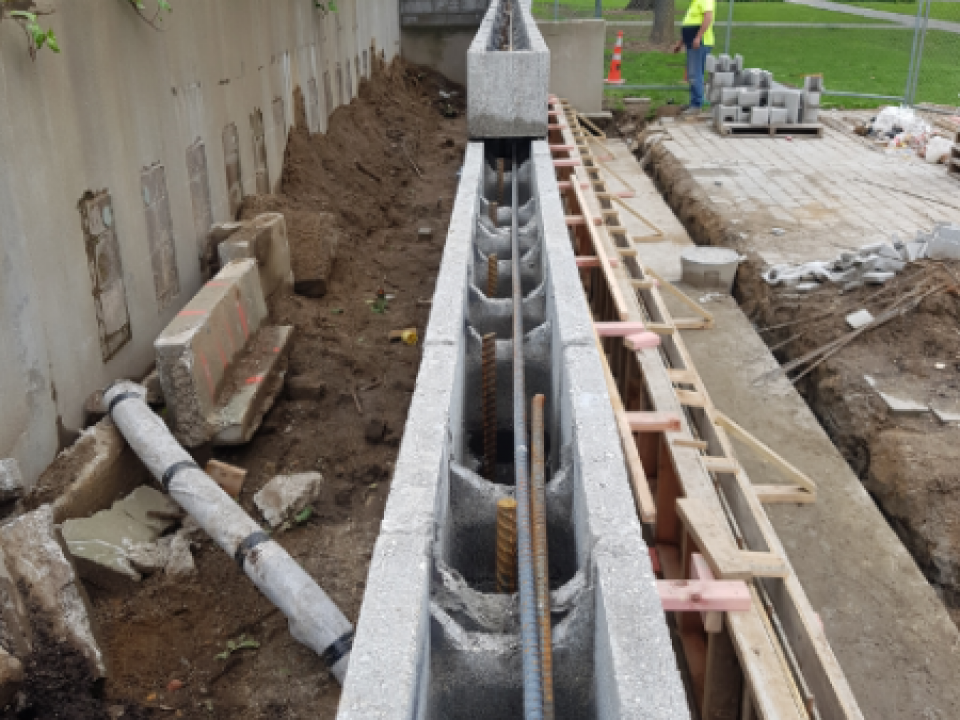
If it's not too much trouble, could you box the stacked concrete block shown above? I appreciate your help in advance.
[216,213,294,299]
[154,259,294,447]
[467,0,550,138]
[707,54,822,132]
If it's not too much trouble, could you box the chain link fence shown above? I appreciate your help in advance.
[533,0,960,110]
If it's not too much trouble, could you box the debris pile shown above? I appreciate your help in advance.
[763,222,960,291]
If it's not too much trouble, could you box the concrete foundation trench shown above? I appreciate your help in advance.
[644,134,960,619]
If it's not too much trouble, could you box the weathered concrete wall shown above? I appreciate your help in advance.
[0,0,401,486]
[401,27,475,85]
[537,20,605,113]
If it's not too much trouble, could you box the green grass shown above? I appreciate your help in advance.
[531,0,891,22]
[835,2,960,22]
[605,26,960,109]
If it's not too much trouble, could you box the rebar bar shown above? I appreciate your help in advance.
[487,253,499,298]
[495,497,518,593]
[531,395,555,719]
[510,143,545,720]
[482,332,498,480]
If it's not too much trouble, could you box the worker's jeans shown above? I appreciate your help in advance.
[686,44,712,108]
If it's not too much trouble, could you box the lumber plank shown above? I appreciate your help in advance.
[658,579,752,612]
[690,553,724,633]
[677,389,707,407]
[741,551,789,578]
[646,267,715,326]
[754,484,817,504]
[714,411,817,495]
[702,456,739,474]
[674,438,709,450]
[703,618,744,719]
[625,411,682,433]
[594,336,656,523]
[676,498,751,580]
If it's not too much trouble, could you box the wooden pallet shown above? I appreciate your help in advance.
[717,121,824,138]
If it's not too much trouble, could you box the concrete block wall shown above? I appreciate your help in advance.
[537,20,606,114]
[0,0,401,487]
[338,140,689,719]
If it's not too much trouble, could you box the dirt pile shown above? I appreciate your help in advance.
[81,58,467,719]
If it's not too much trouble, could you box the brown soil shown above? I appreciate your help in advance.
[646,139,960,619]
[84,58,467,719]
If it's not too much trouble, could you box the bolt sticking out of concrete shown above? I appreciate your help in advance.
[482,332,498,480]
[495,497,518,593]
[487,253,498,299]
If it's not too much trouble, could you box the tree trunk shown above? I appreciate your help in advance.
[624,0,655,10]
[651,0,676,44]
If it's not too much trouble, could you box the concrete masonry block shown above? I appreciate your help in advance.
[770,107,788,125]
[717,54,731,72]
[716,105,738,124]
[424,143,484,347]
[733,54,744,73]
[720,87,739,106]
[802,106,820,123]
[337,534,432,720]
[736,107,751,123]
[751,107,770,126]
[804,91,822,108]
[804,75,824,92]
[560,345,639,566]
[594,530,691,720]
[738,89,760,108]
[705,54,717,73]
[467,0,549,138]
[708,85,722,105]
[217,213,293,300]
[713,71,734,88]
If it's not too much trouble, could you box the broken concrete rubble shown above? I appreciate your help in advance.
[254,472,325,528]
[154,258,294,447]
[61,486,182,587]
[0,646,23,708]
[217,212,294,299]
[0,505,106,678]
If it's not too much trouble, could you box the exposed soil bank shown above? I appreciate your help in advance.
[80,59,467,719]
[646,136,960,616]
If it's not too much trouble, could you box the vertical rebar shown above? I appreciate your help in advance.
[531,395,555,720]
[487,253,499,298]
[496,498,518,593]
[511,143,545,720]
[482,332,498,480]
[490,200,499,226]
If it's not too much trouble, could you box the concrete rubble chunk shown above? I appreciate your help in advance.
[165,534,197,578]
[0,459,24,503]
[846,309,874,329]
[218,213,294,299]
[155,258,294,447]
[932,407,960,424]
[61,486,181,586]
[254,472,325,528]
[0,505,106,678]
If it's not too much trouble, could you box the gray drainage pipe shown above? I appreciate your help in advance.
[104,381,353,683]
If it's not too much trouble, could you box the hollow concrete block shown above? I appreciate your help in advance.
[770,107,788,125]
[720,87,739,106]
[751,107,770,126]
[738,89,760,108]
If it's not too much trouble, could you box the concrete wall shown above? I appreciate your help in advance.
[398,0,487,85]
[0,0,401,486]
[537,20,605,113]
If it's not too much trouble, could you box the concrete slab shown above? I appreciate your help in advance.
[217,213,294,299]
[680,294,960,720]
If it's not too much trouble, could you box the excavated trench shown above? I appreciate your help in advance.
[644,135,960,613]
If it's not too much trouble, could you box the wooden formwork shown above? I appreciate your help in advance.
[547,98,863,720]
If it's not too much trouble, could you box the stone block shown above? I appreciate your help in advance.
[467,0,549,138]
[0,459,24,503]
[218,213,293,299]
[0,506,106,678]
[254,472,326,527]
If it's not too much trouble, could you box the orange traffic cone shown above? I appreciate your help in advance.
[605,31,625,85]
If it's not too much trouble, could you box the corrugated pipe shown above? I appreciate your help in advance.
[510,144,545,720]
[103,381,354,683]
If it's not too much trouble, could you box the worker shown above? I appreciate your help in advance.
[672,0,715,116]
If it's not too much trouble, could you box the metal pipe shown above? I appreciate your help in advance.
[511,144,545,720]
[822,90,905,101]
[496,498,518,592]
[531,395,555,719]
[482,332,498,480]
[909,0,933,106]
[724,0,735,55]
[904,0,925,105]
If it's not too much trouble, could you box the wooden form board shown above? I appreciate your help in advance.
[551,101,862,720]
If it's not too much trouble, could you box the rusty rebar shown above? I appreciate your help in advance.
[531,395,555,719]
[487,253,499,298]
[490,200,499,226]
[482,332,498,480]
[495,497,518,593]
